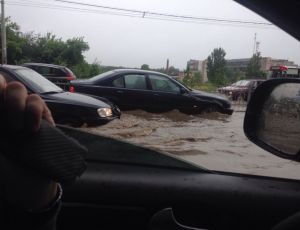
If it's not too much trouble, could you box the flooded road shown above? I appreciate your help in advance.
[82,104,300,180]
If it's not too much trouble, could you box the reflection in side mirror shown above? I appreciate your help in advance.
[257,83,300,155]
[244,79,300,161]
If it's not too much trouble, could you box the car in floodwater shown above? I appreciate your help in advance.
[0,65,121,127]
[70,69,233,115]
[218,79,265,101]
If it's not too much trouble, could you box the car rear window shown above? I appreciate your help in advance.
[36,66,51,75]
[35,66,66,77]
[52,68,66,77]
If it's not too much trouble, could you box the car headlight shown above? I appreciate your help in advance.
[97,108,113,117]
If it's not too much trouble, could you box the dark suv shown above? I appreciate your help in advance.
[22,63,76,90]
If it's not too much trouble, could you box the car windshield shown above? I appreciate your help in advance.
[235,80,250,87]
[6,0,300,181]
[15,68,63,94]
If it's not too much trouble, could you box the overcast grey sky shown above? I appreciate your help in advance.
[6,0,300,69]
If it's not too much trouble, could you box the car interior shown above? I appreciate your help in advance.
[58,114,300,230]
[13,0,300,230]
[51,2,300,229]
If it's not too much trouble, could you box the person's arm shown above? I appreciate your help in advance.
[2,183,62,230]
[0,75,60,229]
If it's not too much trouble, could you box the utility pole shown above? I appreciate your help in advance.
[256,41,260,54]
[166,58,169,73]
[253,33,257,55]
[1,0,7,64]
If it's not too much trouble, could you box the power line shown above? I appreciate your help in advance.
[6,1,143,17]
[55,0,273,26]
[6,0,275,29]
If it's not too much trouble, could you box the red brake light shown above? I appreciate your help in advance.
[69,86,75,93]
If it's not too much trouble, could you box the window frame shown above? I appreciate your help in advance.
[111,76,125,88]
[122,73,148,90]
[147,74,181,94]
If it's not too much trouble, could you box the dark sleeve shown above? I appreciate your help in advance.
[1,184,62,230]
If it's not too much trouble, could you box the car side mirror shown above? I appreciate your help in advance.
[180,88,187,94]
[244,78,300,162]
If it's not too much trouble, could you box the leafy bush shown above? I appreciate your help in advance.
[71,62,101,79]
[192,82,217,92]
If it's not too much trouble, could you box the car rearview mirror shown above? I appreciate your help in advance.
[244,79,300,161]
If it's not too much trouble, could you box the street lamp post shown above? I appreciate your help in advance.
[1,0,7,64]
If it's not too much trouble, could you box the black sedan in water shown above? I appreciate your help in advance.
[70,69,233,115]
[0,65,121,126]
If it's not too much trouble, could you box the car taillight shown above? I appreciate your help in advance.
[66,72,75,81]
[69,86,75,93]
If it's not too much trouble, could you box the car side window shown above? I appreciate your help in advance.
[124,74,147,90]
[35,66,65,77]
[112,76,125,88]
[36,66,51,75]
[149,74,180,93]
[52,68,66,77]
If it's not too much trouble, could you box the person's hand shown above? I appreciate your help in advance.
[0,75,58,211]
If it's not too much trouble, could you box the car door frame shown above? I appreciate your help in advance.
[145,73,195,112]
[109,72,153,110]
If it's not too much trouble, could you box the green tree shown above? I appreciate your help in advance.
[183,66,192,86]
[225,67,246,83]
[30,33,66,64]
[193,71,202,84]
[167,66,180,76]
[183,71,202,88]
[1,18,90,67]
[71,61,101,79]
[0,18,26,64]
[207,47,228,86]
[189,72,202,86]
[1,18,100,79]
[62,37,89,66]
[246,52,266,78]
[141,64,150,70]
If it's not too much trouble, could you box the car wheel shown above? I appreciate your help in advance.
[202,105,219,113]
[236,94,245,103]
[179,109,193,114]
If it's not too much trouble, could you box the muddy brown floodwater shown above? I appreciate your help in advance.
[82,104,300,180]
